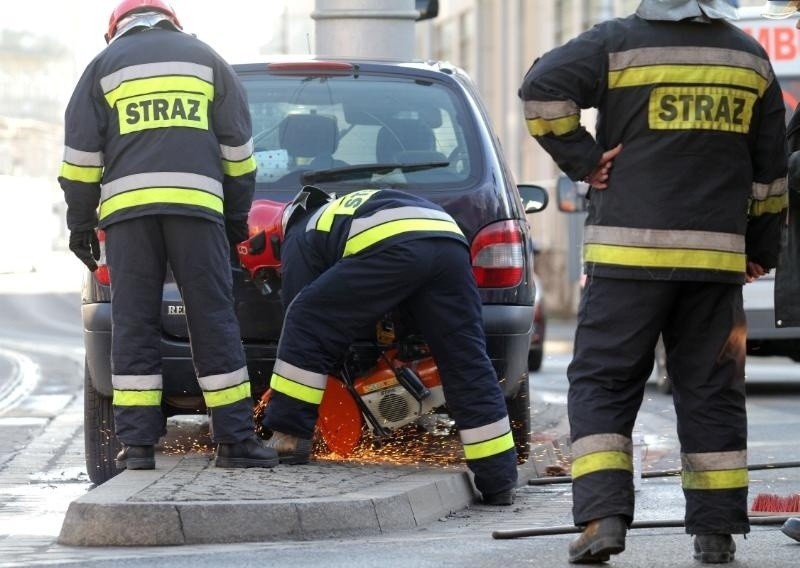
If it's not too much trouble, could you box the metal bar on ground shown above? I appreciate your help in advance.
[491,516,792,540]
[528,461,800,486]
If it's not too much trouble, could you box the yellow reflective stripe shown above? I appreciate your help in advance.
[222,155,257,177]
[608,65,768,95]
[571,450,633,479]
[203,381,251,408]
[344,218,464,256]
[750,194,788,217]
[584,243,745,272]
[104,76,214,107]
[682,468,749,490]
[99,187,224,219]
[270,373,324,405]
[60,162,102,183]
[462,431,515,460]
[113,389,162,406]
[526,115,580,137]
[315,190,380,232]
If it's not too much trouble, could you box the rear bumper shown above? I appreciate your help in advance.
[482,304,533,399]
[82,301,532,404]
[82,302,276,400]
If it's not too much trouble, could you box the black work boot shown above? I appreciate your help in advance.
[263,431,313,464]
[568,515,627,564]
[115,445,155,470]
[215,435,279,468]
[483,489,515,506]
[693,534,735,564]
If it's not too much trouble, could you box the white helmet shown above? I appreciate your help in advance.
[762,1,800,19]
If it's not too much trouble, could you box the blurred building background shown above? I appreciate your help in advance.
[0,0,766,307]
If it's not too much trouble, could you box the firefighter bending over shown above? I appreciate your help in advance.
[238,186,519,506]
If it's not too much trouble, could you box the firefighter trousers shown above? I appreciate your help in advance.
[568,276,748,535]
[105,215,254,445]
[265,238,518,496]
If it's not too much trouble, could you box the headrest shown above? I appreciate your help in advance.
[279,114,339,158]
[376,119,436,163]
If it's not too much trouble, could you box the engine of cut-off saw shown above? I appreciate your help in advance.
[350,318,448,433]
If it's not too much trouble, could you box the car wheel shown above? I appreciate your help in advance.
[83,360,122,485]
[528,348,543,372]
[506,373,531,463]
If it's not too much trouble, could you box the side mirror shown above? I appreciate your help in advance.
[556,174,589,213]
[416,0,439,21]
[518,184,549,214]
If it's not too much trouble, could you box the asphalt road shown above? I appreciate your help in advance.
[2,255,800,566]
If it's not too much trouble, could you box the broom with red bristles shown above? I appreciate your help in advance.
[750,492,800,516]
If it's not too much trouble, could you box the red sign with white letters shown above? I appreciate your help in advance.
[736,13,800,117]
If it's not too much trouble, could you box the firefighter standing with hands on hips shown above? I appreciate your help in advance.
[519,0,787,563]
[238,186,519,506]
[764,0,800,545]
[58,0,278,473]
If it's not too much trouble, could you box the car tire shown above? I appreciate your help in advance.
[84,360,122,485]
[528,348,543,372]
[506,373,531,463]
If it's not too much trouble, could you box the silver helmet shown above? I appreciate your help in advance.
[636,0,739,21]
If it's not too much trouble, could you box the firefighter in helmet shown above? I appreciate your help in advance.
[238,186,519,506]
[519,0,787,563]
[58,0,278,472]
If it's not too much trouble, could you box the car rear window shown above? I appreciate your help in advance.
[239,71,481,196]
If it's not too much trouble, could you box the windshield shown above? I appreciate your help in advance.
[240,70,481,200]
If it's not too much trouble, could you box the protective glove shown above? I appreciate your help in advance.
[225,219,250,247]
[69,229,100,272]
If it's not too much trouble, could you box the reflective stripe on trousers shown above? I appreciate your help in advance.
[568,277,748,533]
[106,216,254,444]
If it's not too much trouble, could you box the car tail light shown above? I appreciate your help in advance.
[93,229,110,286]
[470,220,525,288]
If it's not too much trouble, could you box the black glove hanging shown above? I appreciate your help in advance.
[225,219,250,246]
[69,229,100,272]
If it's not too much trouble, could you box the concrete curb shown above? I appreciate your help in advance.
[58,453,545,546]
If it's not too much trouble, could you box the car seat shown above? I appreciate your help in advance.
[278,113,346,170]
[376,118,448,164]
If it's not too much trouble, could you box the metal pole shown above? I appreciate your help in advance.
[313,0,419,60]
[491,516,792,540]
[527,460,800,486]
